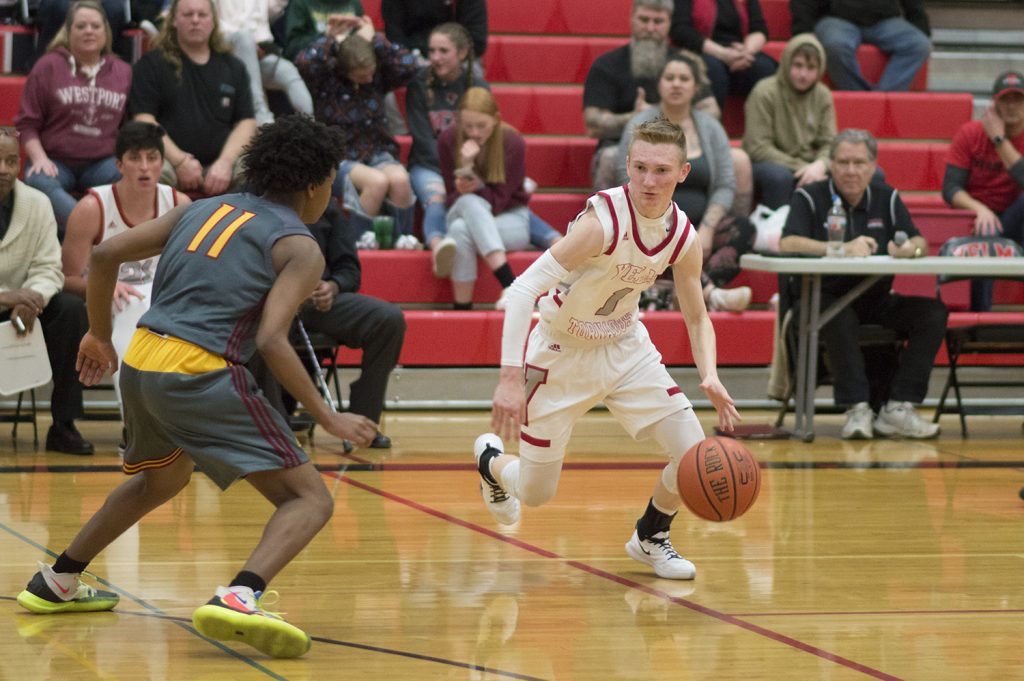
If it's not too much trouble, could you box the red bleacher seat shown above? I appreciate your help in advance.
[487,0,631,36]
[0,75,26,125]
[876,142,948,192]
[493,85,585,136]
[761,0,792,40]
[485,35,622,84]
[524,136,593,189]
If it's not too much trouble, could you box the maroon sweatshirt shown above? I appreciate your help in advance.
[15,47,132,164]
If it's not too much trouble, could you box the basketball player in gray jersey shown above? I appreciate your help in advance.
[16,116,377,659]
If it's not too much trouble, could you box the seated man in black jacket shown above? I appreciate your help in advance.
[780,128,947,440]
[252,203,405,448]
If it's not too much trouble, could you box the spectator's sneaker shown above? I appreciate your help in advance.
[432,236,457,277]
[17,562,119,614]
[708,286,752,312]
[395,234,423,250]
[874,401,940,439]
[841,402,874,440]
[192,586,311,659]
[625,530,696,580]
[473,433,520,526]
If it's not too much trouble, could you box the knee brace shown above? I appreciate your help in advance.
[649,409,706,496]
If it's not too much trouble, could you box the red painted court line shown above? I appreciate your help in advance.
[330,472,902,681]
[733,608,1024,618]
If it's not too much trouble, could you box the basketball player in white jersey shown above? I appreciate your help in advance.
[62,121,191,413]
[475,118,741,580]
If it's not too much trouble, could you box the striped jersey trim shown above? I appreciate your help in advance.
[123,447,184,475]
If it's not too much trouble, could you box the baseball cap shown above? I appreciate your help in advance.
[993,70,1024,100]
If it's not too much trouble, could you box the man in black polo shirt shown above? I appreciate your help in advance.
[780,128,948,440]
[129,0,256,195]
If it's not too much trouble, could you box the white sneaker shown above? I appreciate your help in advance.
[841,402,874,440]
[708,286,752,312]
[432,236,457,277]
[495,288,509,311]
[473,433,520,525]
[874,401,940,439]
[625,530,696,580]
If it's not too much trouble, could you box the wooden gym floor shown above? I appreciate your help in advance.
[1,409,1023,680]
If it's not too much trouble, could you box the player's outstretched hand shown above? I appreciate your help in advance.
[491,372,526,442]
[322,412,377,448]
[77,331,118,386]
[699,374,741,432]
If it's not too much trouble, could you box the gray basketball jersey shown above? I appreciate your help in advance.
[139,193,313,363]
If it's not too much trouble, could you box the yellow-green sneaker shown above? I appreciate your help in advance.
[16,562,119,614]
[192,586,311,658]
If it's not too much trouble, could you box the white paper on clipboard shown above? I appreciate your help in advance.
[0,320,53,396]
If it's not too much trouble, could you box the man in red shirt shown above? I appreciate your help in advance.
[943,70,1024,310]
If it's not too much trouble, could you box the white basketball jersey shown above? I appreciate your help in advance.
[536,185,695,346]
[87,183,179,284]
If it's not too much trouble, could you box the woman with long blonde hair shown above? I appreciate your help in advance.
[438,87,534,309]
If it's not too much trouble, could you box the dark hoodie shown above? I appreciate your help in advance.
[741,33,835,171]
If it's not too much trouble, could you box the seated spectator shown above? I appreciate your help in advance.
[616,52,753,311]
[405,23,560,277]
[216,0,314,125]
[780,129,947,440]
[61,122,190,428]
[437,87,535,309]
[0,128,93,454]
[669,0,777,110]
[790,0,930,92]
[34,0,129,64]
[284,0,363,60]
[250,203,404,449]
[297,15,418,239]
[742,34,834,209]
[943,70,1024,311]
[129,0,256,195]
[15,0,130,240]
[381,0,488,64]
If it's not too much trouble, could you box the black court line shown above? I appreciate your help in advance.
[0,523,289,681]
[331,472,910,681]
[0,595,548,680]
[2,459,1024,475]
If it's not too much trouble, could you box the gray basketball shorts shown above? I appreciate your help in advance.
[119,362,309,490]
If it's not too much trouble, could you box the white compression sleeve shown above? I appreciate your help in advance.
[500,250,570,367]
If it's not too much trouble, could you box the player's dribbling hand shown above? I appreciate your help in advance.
[699,374,741,432]
[76,331,118,386]
[323,412,377,448]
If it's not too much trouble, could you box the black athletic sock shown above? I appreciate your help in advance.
[53,551,90,575]
[230,570,267,595]
[492,263,515,289]
[453,301,473,311]
[635,498,675,540]
[477,446,502,486]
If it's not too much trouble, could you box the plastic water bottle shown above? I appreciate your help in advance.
[826,194,846,258]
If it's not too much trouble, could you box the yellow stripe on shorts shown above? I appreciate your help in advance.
[122,447,184,474]
[123,328,229,374]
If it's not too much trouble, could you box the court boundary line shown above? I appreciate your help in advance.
[0,522,290,681]
[331,472,905,681]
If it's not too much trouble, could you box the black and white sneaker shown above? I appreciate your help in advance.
[625,530,696,580]
[473,433,520,525]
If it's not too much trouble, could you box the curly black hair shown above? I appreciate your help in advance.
[242,115,346,196]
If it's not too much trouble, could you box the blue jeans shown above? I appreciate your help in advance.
[25,156,121,237]
[703,51,777,109]
[412,164,562,248]
[970,193,1024,311]
[815,16,930,91]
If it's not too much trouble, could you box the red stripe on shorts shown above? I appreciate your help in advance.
[667,386,683,397]
[520,431,551,448]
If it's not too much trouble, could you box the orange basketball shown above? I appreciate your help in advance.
[677,436,761,522]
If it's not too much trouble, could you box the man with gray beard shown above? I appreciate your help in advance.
[583,0,698,192]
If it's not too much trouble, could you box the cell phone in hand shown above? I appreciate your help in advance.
[455,167,476,180]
